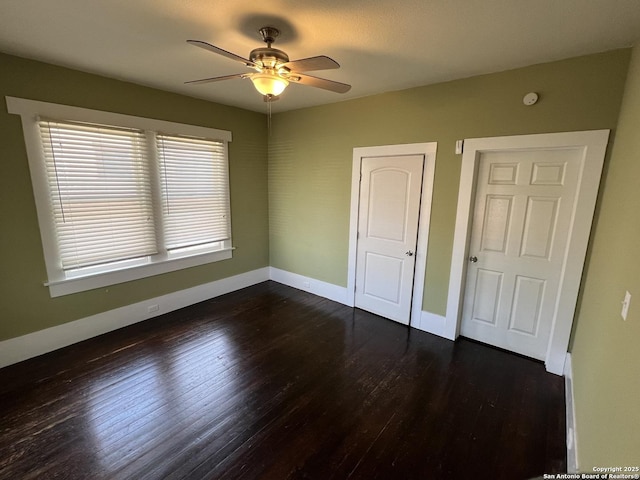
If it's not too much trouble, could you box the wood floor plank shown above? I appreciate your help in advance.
[0,281,566,479]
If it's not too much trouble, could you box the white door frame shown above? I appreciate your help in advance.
[445,130,609,375]
[347,143,437,327]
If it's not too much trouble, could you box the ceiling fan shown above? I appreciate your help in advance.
[186,26,351,101]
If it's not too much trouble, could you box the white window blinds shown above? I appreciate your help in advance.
[157,134,231,251]
[39,120,157,270]
[8,96,234,296]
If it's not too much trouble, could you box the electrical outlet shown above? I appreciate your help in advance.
[148,304,159,313]
[621,291,631,321]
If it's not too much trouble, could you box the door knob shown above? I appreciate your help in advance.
[405,251,414,257]
[469,256,478,263]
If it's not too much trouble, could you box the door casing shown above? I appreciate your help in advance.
[347,143,437,327]
[446,130,609,374]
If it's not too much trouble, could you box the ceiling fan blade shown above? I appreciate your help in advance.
[282,55,339,72]
[187,40,257,67]
[291,73,351,93]
[185,73,247,85]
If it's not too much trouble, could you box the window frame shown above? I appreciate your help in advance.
[7,96,234,298]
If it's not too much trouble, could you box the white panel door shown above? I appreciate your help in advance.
[355,155,424,324]
[461,148,581,360]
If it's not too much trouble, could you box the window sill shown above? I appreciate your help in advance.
[45,248,234,297]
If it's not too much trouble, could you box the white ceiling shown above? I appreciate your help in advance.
[1,0,639,113]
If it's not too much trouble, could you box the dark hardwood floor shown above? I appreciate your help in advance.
[0,281,566,479]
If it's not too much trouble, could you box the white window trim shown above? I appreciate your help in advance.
[7,96,233,297]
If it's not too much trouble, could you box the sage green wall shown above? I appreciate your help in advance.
[570,44,640,468]
[268,49,630,315]
[0,53,269,341]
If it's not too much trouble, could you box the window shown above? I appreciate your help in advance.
[156,134,231,256]
[8,97,233,297]
[40,120,157,273]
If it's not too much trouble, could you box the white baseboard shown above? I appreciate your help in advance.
[268,268,454,343]
[1,266,453,369]
[268,267,350,306]
[564,353,579,473]
[414,311,448,338]
[0,267,270,369]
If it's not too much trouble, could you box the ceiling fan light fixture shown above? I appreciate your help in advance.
[186,26,351,98]
[251,73,289,96]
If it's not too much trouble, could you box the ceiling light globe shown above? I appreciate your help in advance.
[251,74,289,96]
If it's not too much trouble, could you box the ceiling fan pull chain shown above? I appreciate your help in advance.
[267,95,272,135]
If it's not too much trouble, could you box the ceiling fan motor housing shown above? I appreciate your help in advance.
[250,47,289,69]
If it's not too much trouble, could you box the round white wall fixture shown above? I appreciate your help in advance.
[523,92,539,106]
